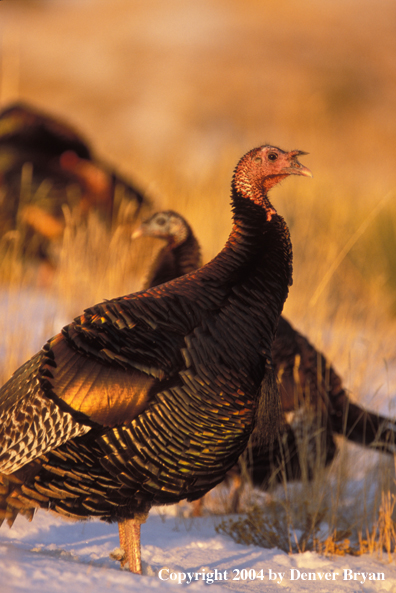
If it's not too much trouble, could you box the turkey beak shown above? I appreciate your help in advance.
[284,150,313,178]
[131,226,143,240]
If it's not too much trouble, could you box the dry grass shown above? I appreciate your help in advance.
[358,490,396,561]
[215,440,396,558]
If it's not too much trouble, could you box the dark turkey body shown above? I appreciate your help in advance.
[0,102,147,268]
[0,197,290,523]
[134,208,396,502]
[145,232,201,289]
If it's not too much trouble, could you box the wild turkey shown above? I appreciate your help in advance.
[134,209,396,497]
[132,211,202,289]
[0,102,148,273]
[0,145,311,573]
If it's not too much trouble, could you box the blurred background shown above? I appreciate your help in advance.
[1,0,395,371]
[0,0,396,542]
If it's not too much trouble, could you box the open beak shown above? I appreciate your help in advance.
[284,150,313,178]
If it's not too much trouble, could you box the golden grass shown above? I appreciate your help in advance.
[215,432,396,557]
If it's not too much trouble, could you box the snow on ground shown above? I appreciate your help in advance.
[1,508,396,592]
[0,288,69,373]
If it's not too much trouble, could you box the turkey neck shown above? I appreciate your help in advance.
[147,231,201,288]
[231,191,291,267]
[197,190,292,316]
[172,231,202,276]
[155,189,291,388]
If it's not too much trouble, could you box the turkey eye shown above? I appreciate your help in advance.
[268,152,278,161]
[156,217,166,226]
